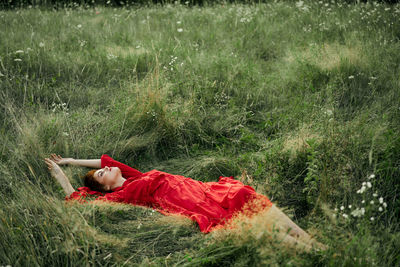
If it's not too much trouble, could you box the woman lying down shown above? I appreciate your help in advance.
[44,153,327,252]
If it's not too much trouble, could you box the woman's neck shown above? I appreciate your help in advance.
[111,175,126,190]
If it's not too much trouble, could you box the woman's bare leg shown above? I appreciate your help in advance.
[262,204,328,251]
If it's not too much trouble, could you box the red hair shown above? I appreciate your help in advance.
[81,169,112,193]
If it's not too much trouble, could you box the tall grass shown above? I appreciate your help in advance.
[1,0,399,265]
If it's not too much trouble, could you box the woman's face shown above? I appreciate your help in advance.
[94,166,121,187]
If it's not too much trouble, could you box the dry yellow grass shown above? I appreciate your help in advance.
[284,40,365,71]
[281,122,323,157]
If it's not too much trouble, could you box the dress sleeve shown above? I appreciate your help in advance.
[64,187,105,203]
[101,154,143,179]
[64,186,125,204]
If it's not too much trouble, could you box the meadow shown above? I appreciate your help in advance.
[0,0,399,265]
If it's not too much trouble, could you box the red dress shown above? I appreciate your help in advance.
[65,154,273,233]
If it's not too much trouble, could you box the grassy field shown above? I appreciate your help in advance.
[1,0,400,265]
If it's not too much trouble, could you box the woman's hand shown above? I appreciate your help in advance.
[44,157,63,178]
[50,154,73,165]
[44,157,76,197]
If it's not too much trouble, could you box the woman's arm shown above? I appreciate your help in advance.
[50,154,101,168]
[44,157,75,198]
[70,159,101,168]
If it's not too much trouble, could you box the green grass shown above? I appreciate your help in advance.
[1,0,399,265]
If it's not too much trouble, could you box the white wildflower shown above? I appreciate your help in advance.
[62,132,69,136]
[379,197,383,204]
[348,205,352,209]
[368,174,375,179]
[379,207,383,212]
[39,42,45,47]
[296,0,304,8]
[176,21,181,24]
[348,75,354,79]
[14,58,22,62]
[342,213,348,219]
[351,208,364,217]
[77,24,82,28]
[340,205,344,210]
[106,53,117,60]
[366,182,372,188]
[373,193,378,197]
[177,28,183,32]
[370,200,374,205]
[15,50,24,54]
[370,217,374,221]
[383,202,387,208]
[362,200,365,204]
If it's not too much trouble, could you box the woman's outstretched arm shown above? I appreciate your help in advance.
[44,157,75,198]
[50,154,101,168]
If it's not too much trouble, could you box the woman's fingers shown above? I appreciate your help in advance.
[44,158,52,169]
[50,154,58,161]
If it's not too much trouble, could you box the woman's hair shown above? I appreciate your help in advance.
[81,169,112,193]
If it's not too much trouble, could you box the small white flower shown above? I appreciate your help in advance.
[177,28,183,32]
[366,182,372,188]
[348,205,352,209]
[137,223,142,229]
[176,21,181,24]
[136,45,141,48]
[383,202,387,208]
[370,217,374,221]
[368,174,375,179]
[357,189,361,194]
[379,207,383,212]
[340,206,344,210]
[362,200,365,204]
[373,193,378,197]
[370,200,374,205]
[15,50,24,54]
[334,207,338,211]
[342,213,348,218]
[362,182,366,186]
[348,75,354,79]
[62,132,69,136]
[14,58,22,62]
[379,197,383,204]
[77,24,82,28]
[39,42,45,47]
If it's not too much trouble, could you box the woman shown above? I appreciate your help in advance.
[44,153,327,251]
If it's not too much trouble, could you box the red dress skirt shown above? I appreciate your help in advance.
[65,154,273,233]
